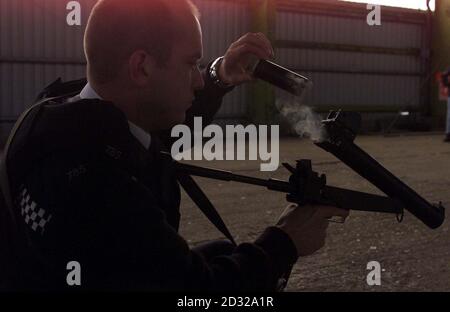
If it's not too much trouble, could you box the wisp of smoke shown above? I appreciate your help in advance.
[276,99,327,142]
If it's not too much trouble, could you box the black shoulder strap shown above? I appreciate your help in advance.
[177,171,236,246]
[177,164,290,291]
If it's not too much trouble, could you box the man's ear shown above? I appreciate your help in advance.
[128,49,155,86]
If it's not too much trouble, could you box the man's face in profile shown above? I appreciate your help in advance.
[138,14,205,131]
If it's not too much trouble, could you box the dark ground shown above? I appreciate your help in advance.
[178,134,450,291]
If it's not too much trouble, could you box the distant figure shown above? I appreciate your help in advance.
[443,68,450,142]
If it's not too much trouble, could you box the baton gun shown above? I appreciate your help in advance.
[175,159,404,219]
[174,111,445,229]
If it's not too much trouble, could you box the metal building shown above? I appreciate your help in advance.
[0,0,433,141]
[274,0,431,132]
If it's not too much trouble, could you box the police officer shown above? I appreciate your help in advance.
[2,0,348,291]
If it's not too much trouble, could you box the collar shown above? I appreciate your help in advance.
[79,83,151,150]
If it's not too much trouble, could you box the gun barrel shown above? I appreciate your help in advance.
[175,163,292,192]
[175,161,407,215]
[315,140,445,229]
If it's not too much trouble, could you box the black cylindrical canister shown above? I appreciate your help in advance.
[250,59,313,97]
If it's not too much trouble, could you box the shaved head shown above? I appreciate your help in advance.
[82,0,205,132]
[84,0,200,84]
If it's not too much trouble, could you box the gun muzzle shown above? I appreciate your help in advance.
[315,111,445,229]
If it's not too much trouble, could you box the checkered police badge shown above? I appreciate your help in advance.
[17,186,53,235]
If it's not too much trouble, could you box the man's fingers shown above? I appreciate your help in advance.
[327,216,347,224]
[284,204,349,221]
[314,205,350,220]
[230,43,271,62]
[233,33,273,58]
[254,32,275,57]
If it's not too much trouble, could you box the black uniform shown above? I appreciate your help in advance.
[1,64,298,291]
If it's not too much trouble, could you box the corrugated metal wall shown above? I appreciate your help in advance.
[0,0,430,138]
[274,1,429,112]
[0,0,96,133]
[0,0,250,134]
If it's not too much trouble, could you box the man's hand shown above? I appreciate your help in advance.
[276,204,349,257]
[218,32,274,86]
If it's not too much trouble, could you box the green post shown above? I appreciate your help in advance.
[247,0,276,125]
[430,0,450,129]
